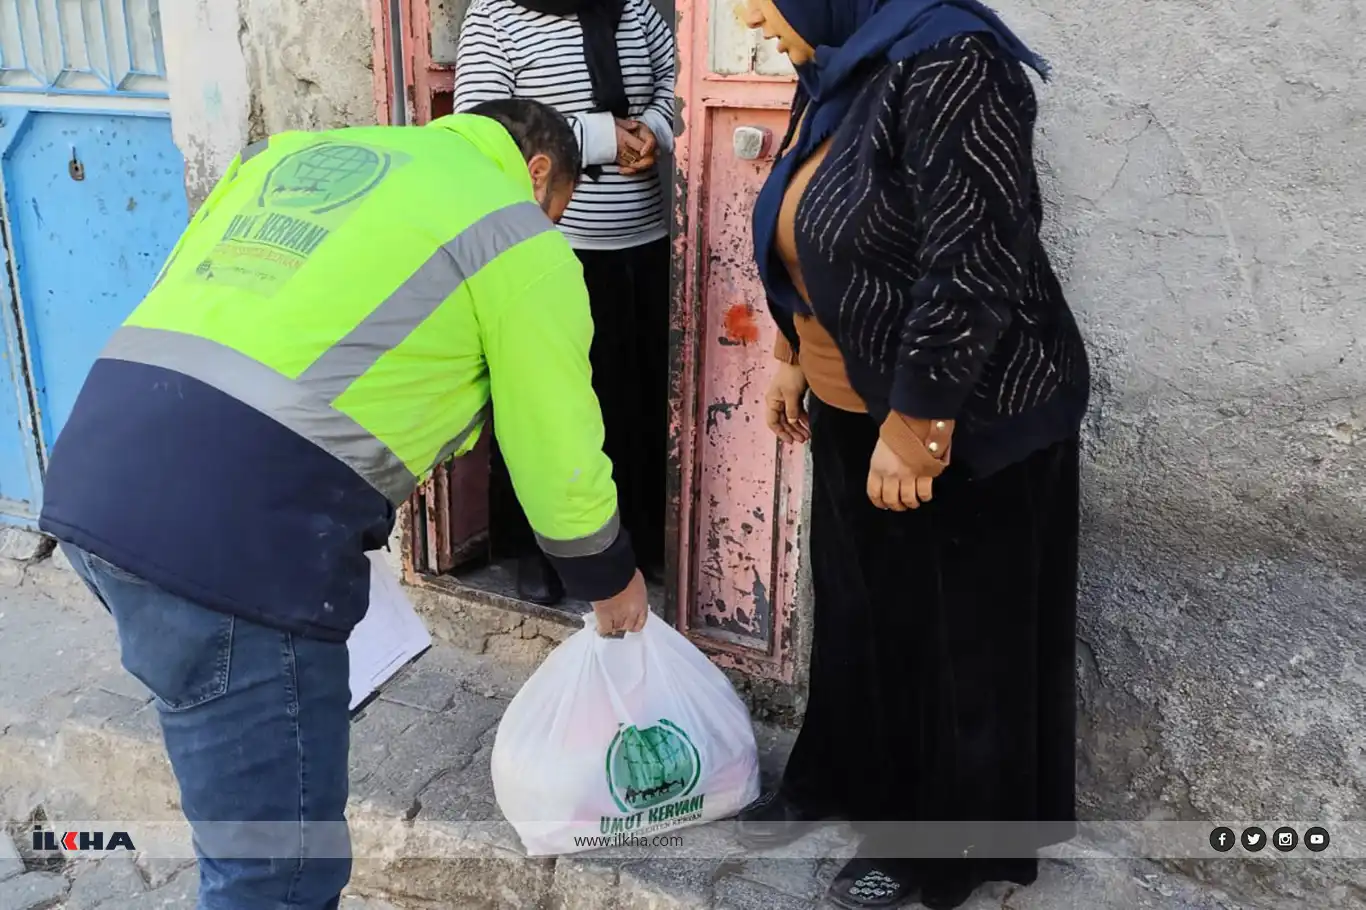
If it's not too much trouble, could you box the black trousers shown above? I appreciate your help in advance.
[783,398,1079,875]
[489,237,670,571]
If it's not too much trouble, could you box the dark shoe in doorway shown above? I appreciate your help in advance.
[827,857,918,909]
[516,553,565,606]
[735,790,830,849]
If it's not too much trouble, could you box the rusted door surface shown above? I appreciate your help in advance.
[372,0,487,579]
[371,0,808,677]
[672,1,802,681]
[371,0,460,127]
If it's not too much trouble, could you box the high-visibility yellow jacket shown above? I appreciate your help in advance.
[39,114,636,636]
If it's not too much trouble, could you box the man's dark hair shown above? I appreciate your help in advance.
[467,98,581,186]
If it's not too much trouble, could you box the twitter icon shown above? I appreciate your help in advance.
[1241,826,1267,852]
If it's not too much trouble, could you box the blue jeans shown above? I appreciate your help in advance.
[63,543,353,909]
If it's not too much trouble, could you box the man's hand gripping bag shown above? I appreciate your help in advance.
[491,612,760,856]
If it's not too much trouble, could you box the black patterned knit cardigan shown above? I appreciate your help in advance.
[775,34,1091,477]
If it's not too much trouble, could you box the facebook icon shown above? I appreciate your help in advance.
[1209,826,1236,853]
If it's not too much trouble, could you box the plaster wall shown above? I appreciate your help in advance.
[162,0,376,208]
[1005,0,1364,901]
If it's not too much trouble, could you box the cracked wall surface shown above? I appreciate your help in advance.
[162,0,377,210]
[1003,0,1364,902]
[238,0,376,139]
[160,0,254,210]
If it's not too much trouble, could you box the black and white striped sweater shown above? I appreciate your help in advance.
[776,34,1090,477]
[453,0,675,250]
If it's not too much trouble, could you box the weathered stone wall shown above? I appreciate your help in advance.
[162,0,377,209]
[238,0,377,139]
[159,0,254,210]
[1002,0,1364,902]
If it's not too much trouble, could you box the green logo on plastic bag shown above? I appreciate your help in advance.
[605,719,701,812]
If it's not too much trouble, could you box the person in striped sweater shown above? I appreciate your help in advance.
[454,0,676,605]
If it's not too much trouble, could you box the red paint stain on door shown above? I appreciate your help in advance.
[723,304,761,345]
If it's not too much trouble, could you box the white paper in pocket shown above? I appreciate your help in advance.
[347,552,432,712]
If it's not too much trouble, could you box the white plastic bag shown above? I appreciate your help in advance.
[491,611,760,856]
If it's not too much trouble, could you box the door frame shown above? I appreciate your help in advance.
[370,0,689,620]
[0,109,45,525]
[0,0,175,525]
[670,0,803,682]
[370,0,805,682]
[0,103,177,525]
[372,0,498,597]
[370,0,455,129]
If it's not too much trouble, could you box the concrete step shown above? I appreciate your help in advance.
[0,560,1259,910]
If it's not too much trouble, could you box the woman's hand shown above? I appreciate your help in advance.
[867,438,936,511]
[764,362,810,444]
[616,119,657,175]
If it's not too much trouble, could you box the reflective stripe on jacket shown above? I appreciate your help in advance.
[102,115,628,572]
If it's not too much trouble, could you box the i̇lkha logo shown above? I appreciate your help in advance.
[32,827,135,852]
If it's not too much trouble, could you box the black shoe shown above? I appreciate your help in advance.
[735,790,829,848]
[911,857,1036,909]
[982,858,1038,888]
[918,878,976,910]
[828,857,918,909]
[516,553,565,606]
[912,860,981,910]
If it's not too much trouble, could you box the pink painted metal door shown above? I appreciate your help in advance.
[671,2,803,681]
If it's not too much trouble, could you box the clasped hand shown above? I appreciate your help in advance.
[614,119,657,175]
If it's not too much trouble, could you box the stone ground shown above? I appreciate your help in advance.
[0,847,400,909]
[0,552,1260,910]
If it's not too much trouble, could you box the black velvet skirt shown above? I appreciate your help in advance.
[781,397,1079,877]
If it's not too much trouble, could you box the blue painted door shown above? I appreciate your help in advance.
[0,0,186,526]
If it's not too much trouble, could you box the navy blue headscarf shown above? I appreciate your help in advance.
[752,0,1050,317]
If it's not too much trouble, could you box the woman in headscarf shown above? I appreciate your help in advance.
[454,0,675,604]
[736,1,1091,907]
